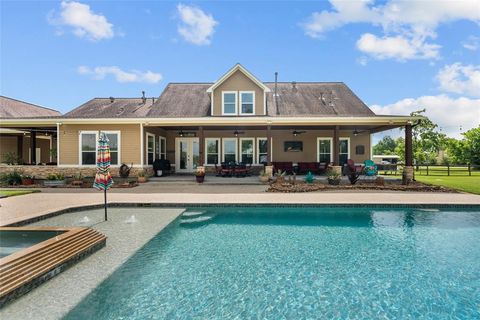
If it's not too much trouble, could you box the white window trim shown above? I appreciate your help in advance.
[222,91,238,115]
[316,137,333,163]
[159,136,167,160]
[239,91,255,115]
[146,132,156,164]
[205,138,221,165]
[239,137,255,164]
[256,137,268,164]
[339,137,351,161]
[79,131,98,167]
[104,130,121,166]
[222,138,238,162]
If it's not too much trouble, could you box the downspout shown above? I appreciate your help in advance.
[56,123,61,166]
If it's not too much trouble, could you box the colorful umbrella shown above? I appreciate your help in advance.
[94,132,114,221]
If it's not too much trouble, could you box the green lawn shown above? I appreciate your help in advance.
[414,175,480,195]
[0,189,40,197]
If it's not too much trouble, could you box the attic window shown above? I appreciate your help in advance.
[222,91,237,115]
[240,91,254,115]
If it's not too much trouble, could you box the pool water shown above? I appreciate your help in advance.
[0,230,65,259]
[65,206,480,319]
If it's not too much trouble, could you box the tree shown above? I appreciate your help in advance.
[462,126,480,165]
[373,136,397,155]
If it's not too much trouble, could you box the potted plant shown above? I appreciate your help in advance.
[194,169,205,183]
[274,169,286,184]
[137,170,148,183]
[0,170,23,185]
[326,169,341,185]
[72,171,84,186]
[259,171,270,183]
[21,174,34,185]
[44,173,66,187]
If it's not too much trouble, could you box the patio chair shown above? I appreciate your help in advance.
[272,162,294,175]
[214,164,222,177]
[363,159,378,176]
[234,162,248,177]
[220,162,234,177]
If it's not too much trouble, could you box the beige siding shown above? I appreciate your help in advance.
[59,124,141,165]
[212,70,265,116]
[0,136,18,162]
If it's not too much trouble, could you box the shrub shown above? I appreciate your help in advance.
[1,170,23,185]
[2,152,21,165]
[47,173,65,180]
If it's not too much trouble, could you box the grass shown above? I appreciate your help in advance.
[414,175,480,195]
[0,189,40,197]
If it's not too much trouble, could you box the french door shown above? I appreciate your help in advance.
[175,138,200,173]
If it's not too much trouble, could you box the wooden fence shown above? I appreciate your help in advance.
[378,164,479,176]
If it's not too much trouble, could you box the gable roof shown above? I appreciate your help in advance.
[0,96,61,118]
[146,81,375,118]
[63,97,154,118]
[206,64,271,93]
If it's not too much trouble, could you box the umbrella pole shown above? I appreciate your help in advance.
[104,188,108,221]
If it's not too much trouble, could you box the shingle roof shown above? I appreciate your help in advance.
[63,98,154,118]
[265,82,375,117]
[60,82,376,118]
[147,83,212,117]
[0,96,61,118]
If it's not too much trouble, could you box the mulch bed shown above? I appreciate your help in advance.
[267,181,456,193]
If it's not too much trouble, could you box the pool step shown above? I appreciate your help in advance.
[181,211,207,218]
[0,227,106,306]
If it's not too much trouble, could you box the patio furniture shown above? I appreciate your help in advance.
[153,159,171,177]
[234,162,248,177]
[318,162,328,174]
[220,162,235,177]
[214,164,223,176]
[363,159,378,176]
[272,162,294,175]
[298,162,322,175]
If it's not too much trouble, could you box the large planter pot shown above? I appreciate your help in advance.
[195,175,205,183]
[327,178,341,186]
[259,176,269,184]
[137,176,148,183]
[22,178,34,185]
[43,179,67,187]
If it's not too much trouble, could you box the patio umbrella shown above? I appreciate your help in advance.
[94,132,114,221]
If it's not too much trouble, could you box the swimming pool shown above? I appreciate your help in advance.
[0,229,65,258]
[65,206,480,319]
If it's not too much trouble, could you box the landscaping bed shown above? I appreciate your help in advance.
[267,181,456,193]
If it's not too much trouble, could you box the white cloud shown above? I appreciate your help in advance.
[176,4,218,45]
[77,66,162,84]
[436,63,480,97]
[462,35,480,51]
[371,95,480,139]
[356,33,440,61]
[48,1,114,41]
[302,0,480,60]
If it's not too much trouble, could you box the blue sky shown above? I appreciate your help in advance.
[1,1,479,139]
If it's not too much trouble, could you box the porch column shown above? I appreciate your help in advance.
[30,130,36,164]
[17,135,23,163]
[198,126,205,167]
[265,125,273,176]
[403,123,414,184]
[332,125,342,174]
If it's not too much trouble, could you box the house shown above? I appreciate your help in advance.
[0,64,418,181]
[0,96,61,165]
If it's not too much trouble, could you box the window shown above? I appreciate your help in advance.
[222,91,237,115]
[240,91,254,115]
[80,132,97,165]
[205,138,220,165]
[317,138,332,163]
[222,138,237,163]
[257,138,268,164]
[159,136,167,160]
[147,133,155,165]
[105,132,119,165]
[240,138,254,164]
[339,138,350,166]
[79,131,120,166]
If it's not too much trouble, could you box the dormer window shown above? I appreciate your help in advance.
[222,91,237,115]
[240,91,255,115]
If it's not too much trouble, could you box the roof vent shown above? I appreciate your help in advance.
[109,97,115,103]
[292,81,297,92]
[142,91,146,104]
[152,97,155,103]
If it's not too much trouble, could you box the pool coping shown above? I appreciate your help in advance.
[6,202,480,227]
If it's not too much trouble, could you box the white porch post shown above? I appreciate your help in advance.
[56,122,60,166]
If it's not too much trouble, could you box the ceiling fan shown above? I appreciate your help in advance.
[233,130,245,137]
[292,130,306,136]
